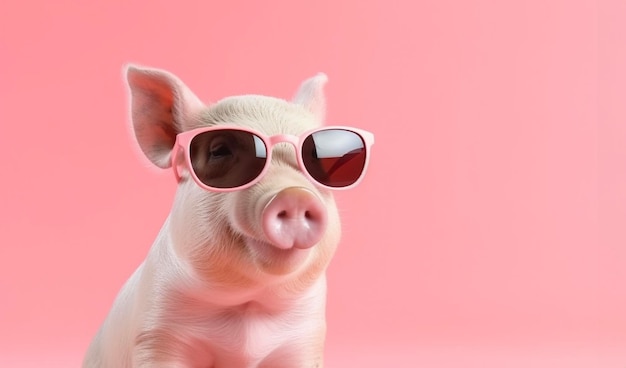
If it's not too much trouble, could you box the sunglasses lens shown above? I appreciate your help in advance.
[302,129,367,187]
[189,129,267,188]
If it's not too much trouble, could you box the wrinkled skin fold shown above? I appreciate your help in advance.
[83,65,342,368]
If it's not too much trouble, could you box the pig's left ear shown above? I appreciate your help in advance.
[125,64,205,168]
[292,73,328,121]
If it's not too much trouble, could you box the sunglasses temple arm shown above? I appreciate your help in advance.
[171,145,183,183]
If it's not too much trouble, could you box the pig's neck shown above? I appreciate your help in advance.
[150,220,328,313]
[164,267,328,318]
[183,270,328,313]
[190,275,327,314]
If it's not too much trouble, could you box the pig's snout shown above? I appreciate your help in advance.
[262,187,328,250]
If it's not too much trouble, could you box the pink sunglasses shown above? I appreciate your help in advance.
[171,125,374,192]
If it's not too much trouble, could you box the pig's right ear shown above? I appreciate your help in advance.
[292,73,328,122]
[125,64,205,168]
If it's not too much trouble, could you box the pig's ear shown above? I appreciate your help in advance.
[125,64,205,168]
[292,73,328,121]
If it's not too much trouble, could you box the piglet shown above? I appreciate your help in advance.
[83,65,373,368]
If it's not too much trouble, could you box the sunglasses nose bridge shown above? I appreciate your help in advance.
[267,134,299,145]
[266,134,300,154]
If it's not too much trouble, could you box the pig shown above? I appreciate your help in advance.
[83,65,372,368]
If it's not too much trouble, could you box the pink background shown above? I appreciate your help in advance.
[1,0,625,366]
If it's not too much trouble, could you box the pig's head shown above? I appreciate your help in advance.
[126,65,341,293]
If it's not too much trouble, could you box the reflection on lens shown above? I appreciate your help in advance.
[302,129,366,187]
[189,129,267,188]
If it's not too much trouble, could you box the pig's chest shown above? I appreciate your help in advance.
[210,305,287,354]
[182,302,317,366]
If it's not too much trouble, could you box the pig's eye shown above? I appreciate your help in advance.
[301,137,326,181]
[209,143,233,159]
[189,129,267,189]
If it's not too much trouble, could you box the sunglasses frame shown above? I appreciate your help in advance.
[171,125,374,192]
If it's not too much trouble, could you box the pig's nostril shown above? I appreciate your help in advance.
[276,209,315,220]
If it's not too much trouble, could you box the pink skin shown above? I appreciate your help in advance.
[83,64,374,368]
[262,187,328,250]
